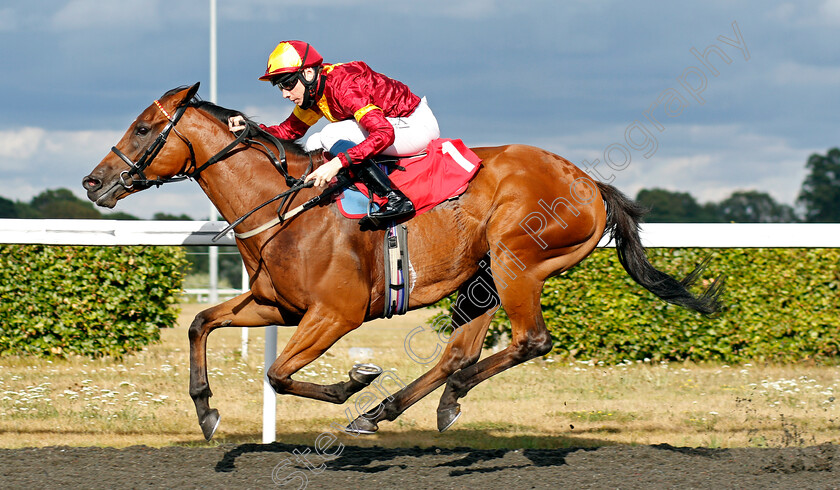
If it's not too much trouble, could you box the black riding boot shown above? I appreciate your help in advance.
[357,162,414,226]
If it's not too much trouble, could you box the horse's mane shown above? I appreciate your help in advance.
[161,86,309,158]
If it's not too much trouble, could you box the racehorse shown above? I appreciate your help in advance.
[83,83,723,440]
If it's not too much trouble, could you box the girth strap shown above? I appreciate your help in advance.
[383,223,410,318]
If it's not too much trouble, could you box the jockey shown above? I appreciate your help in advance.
[229,40,440,225]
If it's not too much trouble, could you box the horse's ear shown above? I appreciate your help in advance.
[168,82,201,108]
[180,82,200,106]
[185,82,200,101]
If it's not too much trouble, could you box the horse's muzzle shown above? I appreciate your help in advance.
[82,172,123,208]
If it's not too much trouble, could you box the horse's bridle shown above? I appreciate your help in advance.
[108,87,322,241]
[109,92,300,191]
[110,98,197,190]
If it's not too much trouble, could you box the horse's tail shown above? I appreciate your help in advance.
[596,182,724,315]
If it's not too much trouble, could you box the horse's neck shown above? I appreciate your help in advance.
[190,123,317,229]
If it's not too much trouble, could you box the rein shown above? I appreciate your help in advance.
[212,178,314,242]
[110,95,318,241]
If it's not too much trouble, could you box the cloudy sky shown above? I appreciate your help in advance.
[0,1,837,219]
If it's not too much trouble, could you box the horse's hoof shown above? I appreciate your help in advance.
[200,409,221,441]
[349,363,383,385]
[437,406,461,432]
[346,416,378,435]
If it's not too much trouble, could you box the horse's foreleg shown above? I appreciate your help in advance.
[189,292,287,440]
[265,308,369,404]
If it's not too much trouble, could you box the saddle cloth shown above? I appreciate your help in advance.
[336,138,482,219]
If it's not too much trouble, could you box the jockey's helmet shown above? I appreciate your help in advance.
[260,41,323,81]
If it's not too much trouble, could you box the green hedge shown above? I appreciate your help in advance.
[0,245,188,358]
[437,249,840,364]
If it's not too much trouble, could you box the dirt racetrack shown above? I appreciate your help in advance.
[1,442,838,489]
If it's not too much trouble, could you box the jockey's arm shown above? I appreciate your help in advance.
[260,108,317,140]
[305,109,395,188]
[335,108,395,167]
[228,107,318,141]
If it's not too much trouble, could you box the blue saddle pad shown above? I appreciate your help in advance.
[337,186,379,219]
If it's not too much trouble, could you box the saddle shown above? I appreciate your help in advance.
[336,138,482,220]
[334,139,481,317]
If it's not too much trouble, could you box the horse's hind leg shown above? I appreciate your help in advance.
[348,264,498,433]
[189,292,288,440]
[436,273,552,431]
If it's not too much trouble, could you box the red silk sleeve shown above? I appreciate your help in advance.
[259,112,311,141]
[337,109,395,167]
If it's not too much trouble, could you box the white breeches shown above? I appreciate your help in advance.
[304,97,440,156]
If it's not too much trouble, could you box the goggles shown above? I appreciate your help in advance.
[272,73,300,91]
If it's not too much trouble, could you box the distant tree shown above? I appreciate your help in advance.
[29,188,102,219]
[715,190,799,223]
[635,188,719,222]
[12,202,41,218]
[0,190,140,220]
[0,196,18,218]
[153,212,193,221]
[102,211,141,220]
[796,148,840,222]
[700,202,721,222]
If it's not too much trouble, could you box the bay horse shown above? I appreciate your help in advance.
[83,83,722,440]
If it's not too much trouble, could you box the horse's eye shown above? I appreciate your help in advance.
[136,125,150,136]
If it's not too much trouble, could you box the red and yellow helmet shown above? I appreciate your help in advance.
[259,40,324,81]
